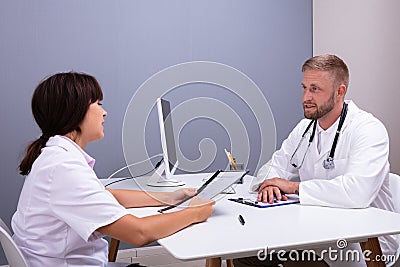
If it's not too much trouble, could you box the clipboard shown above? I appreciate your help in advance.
[228,195,299,208]
[158,170,249,213]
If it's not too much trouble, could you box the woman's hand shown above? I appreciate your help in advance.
[188,197,215,223]
[167,189,215,223]
[168,188,197,204]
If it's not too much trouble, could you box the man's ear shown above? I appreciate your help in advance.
[337,84,347,98]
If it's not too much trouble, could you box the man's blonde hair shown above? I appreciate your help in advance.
[302,54,349,89]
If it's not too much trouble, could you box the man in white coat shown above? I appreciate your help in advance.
[235,55,398,267]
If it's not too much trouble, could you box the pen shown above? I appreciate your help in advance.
[238,214,245,225]
[224,149,239,171]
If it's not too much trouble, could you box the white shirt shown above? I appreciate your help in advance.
[12,135,129,267]
[254,101,398,260]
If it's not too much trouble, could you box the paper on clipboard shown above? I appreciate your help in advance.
[229,191,299,208]
[158,170,249,213]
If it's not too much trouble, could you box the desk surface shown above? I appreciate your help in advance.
[104,174,400,261]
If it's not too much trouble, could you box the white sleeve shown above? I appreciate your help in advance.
[299,116,389,208]
[49,157,130,242]
[251,120,304,191]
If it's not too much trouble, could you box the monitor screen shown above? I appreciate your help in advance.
[157,98,178,177]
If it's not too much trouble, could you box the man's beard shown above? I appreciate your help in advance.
[303,92,335,120]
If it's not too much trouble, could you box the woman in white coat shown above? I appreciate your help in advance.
[12,72,215,267]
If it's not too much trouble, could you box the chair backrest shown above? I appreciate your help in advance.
[389,173,400,213]
[0,218,11,236]
[0,218,28,267]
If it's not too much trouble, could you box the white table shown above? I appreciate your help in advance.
[105,173,400,267]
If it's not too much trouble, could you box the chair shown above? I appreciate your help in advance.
[389,173,400,267]
[0,218,29,267]
[0,218,127,267]
[390,173,400,213]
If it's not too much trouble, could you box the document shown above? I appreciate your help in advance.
[158,170,249,213]
[229,192,299,208]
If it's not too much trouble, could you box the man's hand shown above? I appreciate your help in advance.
[257,178,300,204]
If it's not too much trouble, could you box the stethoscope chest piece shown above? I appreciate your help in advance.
[323,157,335,169]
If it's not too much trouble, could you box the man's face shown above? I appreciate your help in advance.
[301,70,336,120]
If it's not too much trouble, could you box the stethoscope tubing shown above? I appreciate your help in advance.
[291,102,348,170]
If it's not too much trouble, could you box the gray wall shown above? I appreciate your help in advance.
[0,0,311,264]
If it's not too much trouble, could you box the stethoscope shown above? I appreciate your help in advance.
[290,102,348,170]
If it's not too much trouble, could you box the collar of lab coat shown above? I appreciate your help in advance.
[317,100,359,134]
[314,100,359,158]
[337,100,359,133]
[45,135,96,168]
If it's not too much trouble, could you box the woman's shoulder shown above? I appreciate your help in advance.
[31,142,88,178]
[44,136,90,164]
[33,144,100,190]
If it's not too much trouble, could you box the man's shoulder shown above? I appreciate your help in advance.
[348,101,387,130]
[345,102,388,141]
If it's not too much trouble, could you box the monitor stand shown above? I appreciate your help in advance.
[146,162,185,187]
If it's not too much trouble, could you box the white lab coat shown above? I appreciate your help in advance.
[254,101,398,266]
[12,135,129,267]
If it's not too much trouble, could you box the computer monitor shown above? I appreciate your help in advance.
[147,98,185,187]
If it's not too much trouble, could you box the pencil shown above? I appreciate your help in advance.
[224,149,239,170]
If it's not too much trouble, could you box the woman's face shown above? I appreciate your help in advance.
[77,100,107,148]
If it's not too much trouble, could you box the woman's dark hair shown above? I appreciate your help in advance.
[19,72,103,175]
